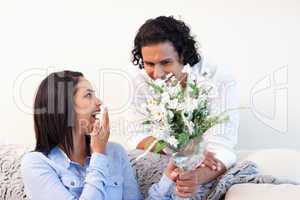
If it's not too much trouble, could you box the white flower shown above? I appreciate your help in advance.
[167,110,174,119]
[186,121,195,135]
[167,136,179,148]
[165,73,174,80]
[151,127,171,141]
[168,84,182,98]
[144,65,227,151]
[182,64,192,74]
[146,98,159,111]
[147,98,157,106]
[154,78,166,88]
[161,92,171,104]
[167,99,179,110]
[185,98,198,112]
[150,105,167,122]
[181,113,195,135]
[170,75,177,83]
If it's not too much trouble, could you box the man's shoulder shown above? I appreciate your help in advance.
[200,57,236,84]
[127,66,150,83]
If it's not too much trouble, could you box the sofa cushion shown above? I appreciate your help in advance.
[225,183,300,200]
[0,145,29,200]
[241,149,300,182]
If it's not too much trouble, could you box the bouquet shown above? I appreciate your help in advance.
[142,64,229,199]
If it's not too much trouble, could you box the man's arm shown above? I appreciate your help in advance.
[175,158,226,198]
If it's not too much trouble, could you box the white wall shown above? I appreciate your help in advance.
[0,0,299,150]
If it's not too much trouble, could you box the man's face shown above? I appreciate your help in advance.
[141,41,184,80]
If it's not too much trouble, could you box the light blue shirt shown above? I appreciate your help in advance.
[21,141,181,200]
[21,142,143,200]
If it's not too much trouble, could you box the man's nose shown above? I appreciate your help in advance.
[153,65,165,80]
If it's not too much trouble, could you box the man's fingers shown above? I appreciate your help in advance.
[178,171,196,180]
[204,150,215,158]
[202,160,223,171]
[202,159,218,171]
[176,179,198,187]
[167,161,177,170]
[175,187,196,198]
[176,185,196,193]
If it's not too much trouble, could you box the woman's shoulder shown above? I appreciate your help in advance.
[21,151,53,175]
[21,151,51,168]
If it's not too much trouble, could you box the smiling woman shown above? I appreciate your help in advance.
[21,70,143,200]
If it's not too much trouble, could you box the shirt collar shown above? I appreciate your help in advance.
[48,146,72,169]
[48,146,91,169]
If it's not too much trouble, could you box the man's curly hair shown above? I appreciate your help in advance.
[132,16,201,69]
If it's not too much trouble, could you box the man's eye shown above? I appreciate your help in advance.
[86,93,92,98]
[161,61,171,65]
[144,63,154,67]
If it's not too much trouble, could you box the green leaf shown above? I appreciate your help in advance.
[147,81,164,93]
[142,120,151,125]
[154,140,167,153]
[176,132,190,148]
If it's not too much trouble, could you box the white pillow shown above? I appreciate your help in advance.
[241,149,300,182]
[225,183,300,200]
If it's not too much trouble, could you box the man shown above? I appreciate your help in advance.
[127,16,239,198]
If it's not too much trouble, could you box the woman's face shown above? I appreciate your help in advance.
[141,41,184,80]
[73,77,101,135]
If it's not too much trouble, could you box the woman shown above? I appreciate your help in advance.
[21,71,143,199]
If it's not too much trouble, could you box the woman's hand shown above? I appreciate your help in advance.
[90,107,110,154]
[164,160,179,182]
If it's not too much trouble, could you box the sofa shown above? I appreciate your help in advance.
[0,144,300,200]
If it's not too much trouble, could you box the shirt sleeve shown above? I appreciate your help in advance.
[21,152,110,200]
[147,174,175,200]
[125,70,153,149]
[112,144,143,200]
[202,65,239,169]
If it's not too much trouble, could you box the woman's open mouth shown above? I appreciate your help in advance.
[90,111,100,123]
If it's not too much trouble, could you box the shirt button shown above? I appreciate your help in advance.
[70,181,75,186]
[114,182,118,186]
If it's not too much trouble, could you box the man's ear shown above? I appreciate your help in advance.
[179,55,184,65]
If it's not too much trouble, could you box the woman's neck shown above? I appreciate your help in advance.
[70,130,87,166]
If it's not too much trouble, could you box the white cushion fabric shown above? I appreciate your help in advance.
[225,183,300,200]
[241,149,300,182]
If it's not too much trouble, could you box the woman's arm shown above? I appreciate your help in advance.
[146,161,179,200]
[115,144,143,200]
[21,152,110,200]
